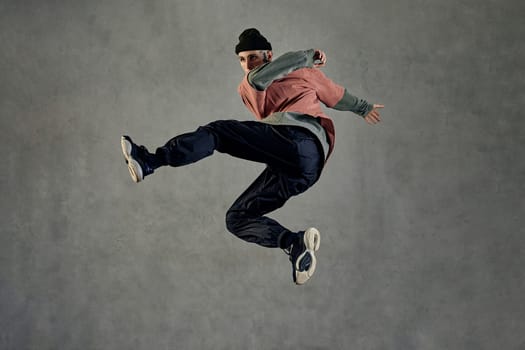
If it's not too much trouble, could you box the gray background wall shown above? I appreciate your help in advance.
[1,0,524,349]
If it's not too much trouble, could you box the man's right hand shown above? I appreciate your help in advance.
[313,49,327,68]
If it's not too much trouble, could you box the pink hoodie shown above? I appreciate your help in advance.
[238,67,346,159]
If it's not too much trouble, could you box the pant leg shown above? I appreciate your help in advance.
[203,120,302,171]
[155,120,308,171]
[153,127,216,168]
[156,120,324,248]
[225,127,324,248]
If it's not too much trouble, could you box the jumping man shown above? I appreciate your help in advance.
[121,28,383,285]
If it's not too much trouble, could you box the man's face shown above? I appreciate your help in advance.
[238,50,273,74]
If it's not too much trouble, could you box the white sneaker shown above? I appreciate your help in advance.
[286,228,321,285]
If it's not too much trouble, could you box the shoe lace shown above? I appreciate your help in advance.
[282,245,294,262]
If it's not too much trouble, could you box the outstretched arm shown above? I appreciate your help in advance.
[309,51,384,124]
[332,89,384,125]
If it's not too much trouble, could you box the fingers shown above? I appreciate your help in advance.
[364,105,384,125]
[365,113,381,125]
[313,49,327,67]
[313,49,325,61]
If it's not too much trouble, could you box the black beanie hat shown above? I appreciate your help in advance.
[235,28,272,54]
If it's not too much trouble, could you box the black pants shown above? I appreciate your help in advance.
[155,120,325,248]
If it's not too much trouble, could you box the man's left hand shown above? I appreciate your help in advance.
[364,104,384,125]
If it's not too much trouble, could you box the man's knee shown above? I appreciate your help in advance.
[225,209,244,234]
[286,176,316,197]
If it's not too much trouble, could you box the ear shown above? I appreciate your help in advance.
[266,51,273,61]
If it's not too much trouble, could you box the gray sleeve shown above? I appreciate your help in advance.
[333,89,374,117]
[247,49,316,91]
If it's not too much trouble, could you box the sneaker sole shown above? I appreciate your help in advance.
[294,227,321,285]
[121,137,143,183]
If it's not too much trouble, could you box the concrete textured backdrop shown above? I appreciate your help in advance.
[1,0,524,349]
